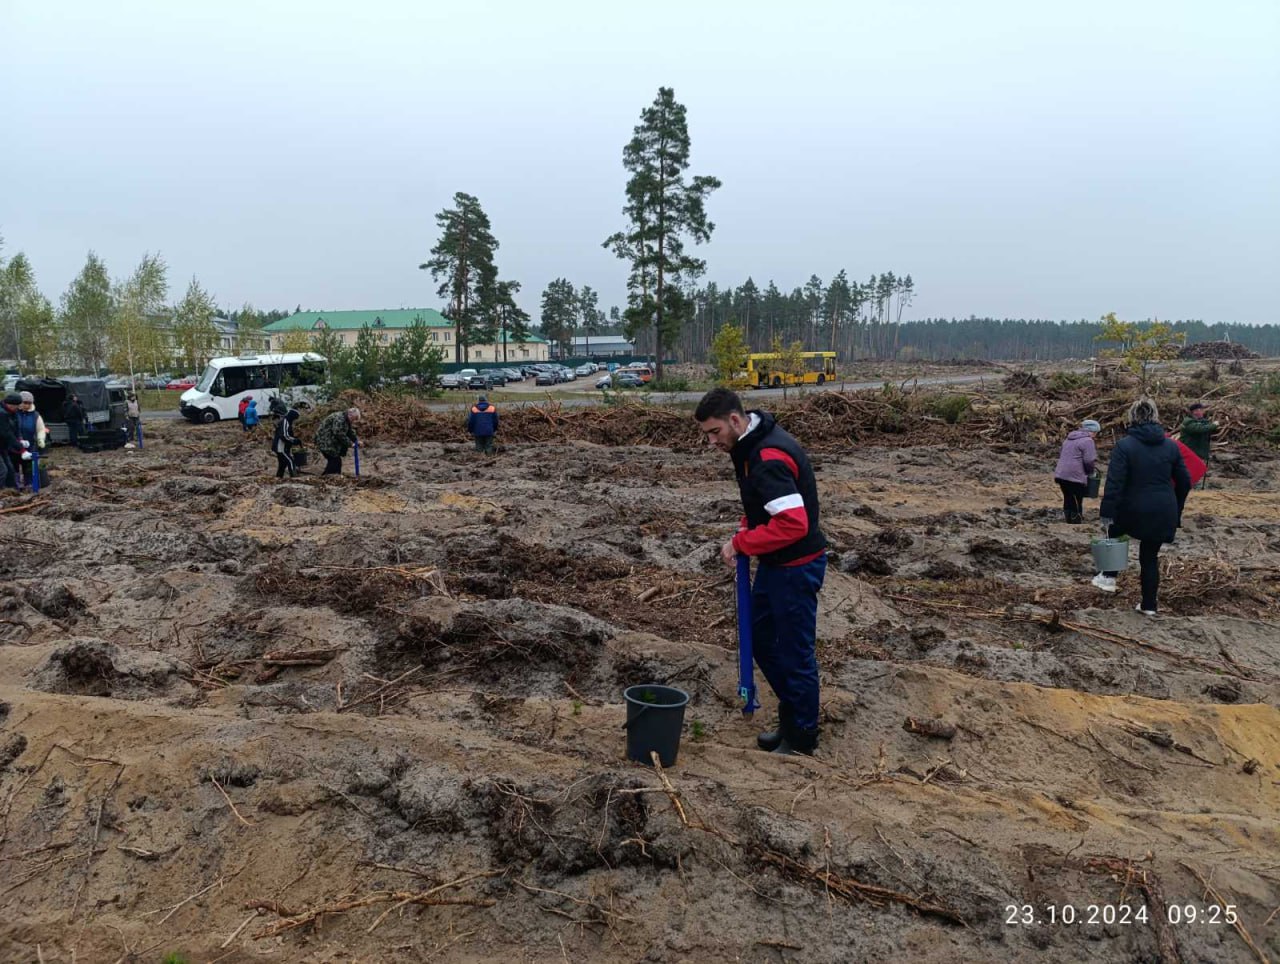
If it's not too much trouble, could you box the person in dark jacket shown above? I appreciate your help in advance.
[15,392,45,490]
[267,394,289,419]
[467,396,499,454]
[1178,403,1217,489]
[1,393,22,490]
[1093,398,1192,615]
[696,388,827,756]
[1053,419,1099,523]
[62,393,88,449]
[272,408,301,478]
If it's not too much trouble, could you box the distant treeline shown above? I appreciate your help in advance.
[624,273,1278,362]
[874,318,1280,361]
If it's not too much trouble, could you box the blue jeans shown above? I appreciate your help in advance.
[751,554,826,731]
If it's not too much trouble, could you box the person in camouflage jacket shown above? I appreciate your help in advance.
[315,407,361,475]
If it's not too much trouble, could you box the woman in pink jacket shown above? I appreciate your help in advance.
[1053,419,1099,523]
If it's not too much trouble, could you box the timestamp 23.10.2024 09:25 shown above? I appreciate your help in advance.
[1005,903,1238,926]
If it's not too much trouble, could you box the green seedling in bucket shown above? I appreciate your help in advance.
[1090,533,1130,545]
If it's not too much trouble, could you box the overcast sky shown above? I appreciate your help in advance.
[2,0,1277,323]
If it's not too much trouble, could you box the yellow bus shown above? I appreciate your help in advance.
[739,351,837,388]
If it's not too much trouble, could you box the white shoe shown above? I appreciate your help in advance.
[1134,604,1157,617]
[1091,574,1117,593]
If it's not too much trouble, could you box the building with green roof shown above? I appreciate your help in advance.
[262,308,549,363]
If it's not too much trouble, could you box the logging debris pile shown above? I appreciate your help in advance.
[1179,341,1260,361]
[319,387,1280,453]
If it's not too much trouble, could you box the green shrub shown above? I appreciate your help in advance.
[879,382,908,408]
[929,394,971,424]
[1252,372,1280,400]
[648,377,690,393]
[1048,371,1089,393]
[876,409,905,433]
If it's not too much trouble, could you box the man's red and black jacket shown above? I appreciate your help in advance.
[729,411,827,567]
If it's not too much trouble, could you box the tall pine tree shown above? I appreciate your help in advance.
[733,278,760,349]
[578,285,602,358]
[603,87,720,378]
[494,280,531,363]
[540,279,578,359]
[822,270,852,352]
[421,192,499,364]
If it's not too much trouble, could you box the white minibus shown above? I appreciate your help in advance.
[179,353,327,423]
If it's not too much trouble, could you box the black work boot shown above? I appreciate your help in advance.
[756,706,792,752]
[773,725,819,757]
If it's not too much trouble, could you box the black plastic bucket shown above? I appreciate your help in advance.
[623,684,690,767]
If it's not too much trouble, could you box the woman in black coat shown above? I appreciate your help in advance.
[1093,398,1191,615]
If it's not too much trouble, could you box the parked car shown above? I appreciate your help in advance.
[398,373,438,387]
[623,365,654,383]
[165,376,197,390]
[439,372,464,389]
[613,372,644,388]
[534,371,558,386]
[595,374,612,389]
[575,364,595,377]
[501,368,523,382]
[467,372,505,390]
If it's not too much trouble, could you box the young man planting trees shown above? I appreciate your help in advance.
[695,388,827,756]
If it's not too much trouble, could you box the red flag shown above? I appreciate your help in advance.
[1173,438,1206,486]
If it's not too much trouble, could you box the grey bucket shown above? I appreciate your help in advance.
[623,685,690,767]
[1091,537,1130,572]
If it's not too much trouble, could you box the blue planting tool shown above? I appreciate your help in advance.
[353,438,360,477]
[30,450,40,494]
[735,553,759,716]
[137,418,144,449]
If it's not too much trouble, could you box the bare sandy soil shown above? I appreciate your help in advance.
[1,405,1277,964]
